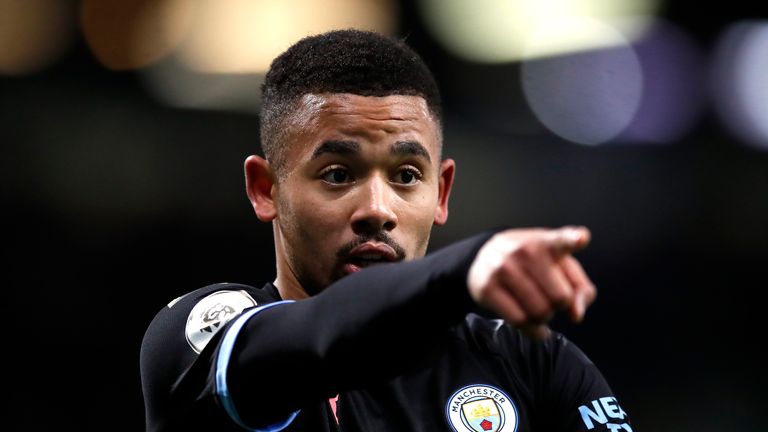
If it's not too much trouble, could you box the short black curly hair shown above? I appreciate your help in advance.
[260,29,442,174]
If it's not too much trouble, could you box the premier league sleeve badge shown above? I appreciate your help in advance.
[185,290,257,353]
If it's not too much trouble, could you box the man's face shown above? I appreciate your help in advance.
[270,93,453,295]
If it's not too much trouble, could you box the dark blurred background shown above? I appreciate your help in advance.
[4,0,767,430]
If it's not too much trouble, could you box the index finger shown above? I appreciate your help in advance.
[547,226,591,257]
[560,255,597,322]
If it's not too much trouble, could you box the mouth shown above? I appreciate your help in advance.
[343,242,400,274]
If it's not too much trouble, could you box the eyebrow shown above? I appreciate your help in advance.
[310,139,432,163]
[311,140,361,159]
[391,141,431,163]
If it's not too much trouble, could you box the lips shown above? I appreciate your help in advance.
[343,242,400,273]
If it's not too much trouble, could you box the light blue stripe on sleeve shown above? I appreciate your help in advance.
[215,300,300,431]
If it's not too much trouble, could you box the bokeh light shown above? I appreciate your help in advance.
[617,20,706,145]
[80,0,196,71]
[0,0,76,75]
[140,0,396,112]
[418,0,660,62]
[521,21,643,146]
[711,21,768,151]
[176,0,397,73]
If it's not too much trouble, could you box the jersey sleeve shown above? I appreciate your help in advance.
[140,230,496,431]
[140,283,275,432]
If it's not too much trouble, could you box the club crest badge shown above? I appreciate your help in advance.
[185,290,257,353]
[446,385,518,432]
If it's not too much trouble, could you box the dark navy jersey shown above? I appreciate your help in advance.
[140,232,632,432]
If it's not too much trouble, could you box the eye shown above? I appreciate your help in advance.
[393,167,422,185]
[321,167,353,184]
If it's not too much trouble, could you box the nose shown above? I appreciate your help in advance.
[351,176,398,235]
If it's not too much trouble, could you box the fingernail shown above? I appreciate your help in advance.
[563,227,583,244]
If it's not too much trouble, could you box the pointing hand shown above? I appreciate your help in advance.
[467,226,597,339]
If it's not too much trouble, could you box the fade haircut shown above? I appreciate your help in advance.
[260,29,442,176]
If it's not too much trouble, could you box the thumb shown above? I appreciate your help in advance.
[548,226,591,257]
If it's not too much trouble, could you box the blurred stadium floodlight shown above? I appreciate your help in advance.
[138,0,397,112]
[520,18,643,146]
[522,19,706,147]
[615,21,706,145]
[711,21,768,152]
[418,0,712,148]
[0,0,76,75]
[174,0,396,74]
[417,0,661,63]
[80,0,195,71]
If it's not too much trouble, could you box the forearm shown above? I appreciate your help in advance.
[227,231,495,425]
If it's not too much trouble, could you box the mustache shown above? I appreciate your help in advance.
[336,232,407,261]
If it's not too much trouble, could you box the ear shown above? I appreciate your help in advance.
[434,158,455,226]
[244,155,277,222]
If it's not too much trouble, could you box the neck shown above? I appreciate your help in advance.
[273,225,310,301]
[273,275,309,300]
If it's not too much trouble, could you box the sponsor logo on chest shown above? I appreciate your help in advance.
[446,384,518,432]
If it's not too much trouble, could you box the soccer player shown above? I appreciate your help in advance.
[140,29,633,432]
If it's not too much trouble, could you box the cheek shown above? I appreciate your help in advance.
[299,195,346,230]
[399,195,439,254]
[278,194,346,288]
[281,192,346,251]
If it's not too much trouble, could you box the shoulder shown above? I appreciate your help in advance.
[140,283,280,428]
[141,282,277,356]
[164,282,276,315]
[140,282,277,393]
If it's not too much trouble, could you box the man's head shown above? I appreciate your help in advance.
[259,29,443,176]
[245,29,455,298]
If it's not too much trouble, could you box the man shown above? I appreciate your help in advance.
[141,29,632,432]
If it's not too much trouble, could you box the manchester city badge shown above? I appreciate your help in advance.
[446,384,518,432]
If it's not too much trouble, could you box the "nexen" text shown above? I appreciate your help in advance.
[578,397,632,431]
